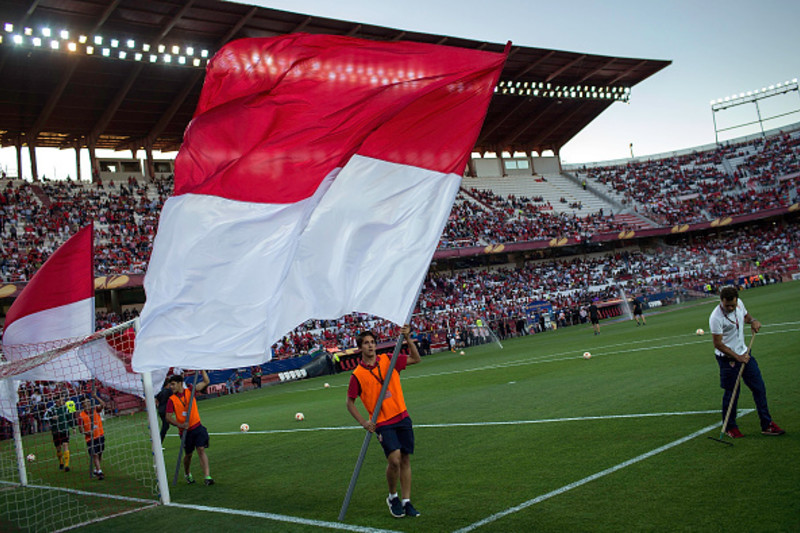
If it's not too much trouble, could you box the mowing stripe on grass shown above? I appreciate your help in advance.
[200,409,750,436]
[452,416,752,533]
[166,501,400,532]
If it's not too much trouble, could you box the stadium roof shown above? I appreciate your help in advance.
[0,0,670,157]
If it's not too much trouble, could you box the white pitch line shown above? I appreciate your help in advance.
[202,409,747,436]
[166,502,401,533]
[452,413,754,533]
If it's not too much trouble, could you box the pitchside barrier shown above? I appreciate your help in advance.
[0,320,170,532]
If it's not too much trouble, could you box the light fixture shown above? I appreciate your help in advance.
[110,39,119,48]
[94,36,102,45]
[32,37,42,46]
[134,52,142,61]
[192,58,201,67]
[86,46,94,54]
[127,39,135,48]
[79,35,87,43]
[50,40,59,49]
[67,42,77,52]
[158,44,165,53]
[102,48,110,56]
[171,45,179,54]
[186,46,194,56]
[200,49,208,58]
[4,23,13,32]
[150,54,157,62]
[41,27,50,37]
[163,54,172,63]
[60,30,69,39]
[118,51,126,59]
[142,43,150,52]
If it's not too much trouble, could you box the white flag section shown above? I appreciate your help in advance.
[134,156,460,371]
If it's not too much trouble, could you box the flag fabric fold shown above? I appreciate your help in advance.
[132,33,507,372]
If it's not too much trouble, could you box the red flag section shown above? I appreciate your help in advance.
[175,34,506,203]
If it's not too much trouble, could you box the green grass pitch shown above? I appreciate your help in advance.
[66,283,800,531]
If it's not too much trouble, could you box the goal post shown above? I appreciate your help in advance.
[0,319,170,532]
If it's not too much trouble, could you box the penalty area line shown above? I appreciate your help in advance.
[203,409,748,436]
[452,412,753,533]
[166,501,401,533]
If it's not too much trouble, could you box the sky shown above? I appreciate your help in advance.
[3,0,799,179]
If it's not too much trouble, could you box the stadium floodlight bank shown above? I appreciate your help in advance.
[0,319,170,532]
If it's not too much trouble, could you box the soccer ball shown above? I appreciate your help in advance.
[583,352,592,359]
[26,454,35,462]
[696,328,705,336]
[459,350,465,355]
[295,412,305,422]
[324,383,330,388]
[240,423,249,432]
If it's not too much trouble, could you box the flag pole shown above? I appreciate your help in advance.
[338,281,426,521]
[172,370,200,485]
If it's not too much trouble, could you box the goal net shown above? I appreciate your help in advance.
[0,320,167,532]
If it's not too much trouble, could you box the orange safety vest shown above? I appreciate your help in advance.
[169,387,201,430]
[352,354,407,425]
[78,409,104,441]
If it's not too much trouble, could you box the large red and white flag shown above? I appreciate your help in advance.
[3,224,95,350]
[132,34,507,372]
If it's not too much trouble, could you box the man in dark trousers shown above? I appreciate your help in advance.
[155,378,172,443]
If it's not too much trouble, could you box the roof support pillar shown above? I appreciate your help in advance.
[144,144,155,181]
[88,142,100,183]
[74,141,82,182]
[15,139,23,180]
[28,142,39,182]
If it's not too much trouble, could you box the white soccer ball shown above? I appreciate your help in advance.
[696,328,705,336]
[240,423,250,432]
[295,412,305,421]
[583,352,592,359]
[26,453,36,462]
[459,350,465,355]
[324,383,330,388]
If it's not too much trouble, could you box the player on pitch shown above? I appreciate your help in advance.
[346,325,421,518]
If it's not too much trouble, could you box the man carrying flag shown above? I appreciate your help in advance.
[347,326,421,518]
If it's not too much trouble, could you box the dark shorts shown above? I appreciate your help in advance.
[590,316,599,324]
[52,431,70,447]
[86,435,105,456]
[376,417,414,457]
[183,424,210,454]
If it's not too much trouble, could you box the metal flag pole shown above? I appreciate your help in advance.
[172,370,201,485]
[338,281,426,522]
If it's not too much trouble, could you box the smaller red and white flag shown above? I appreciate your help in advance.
[3,224,95,351]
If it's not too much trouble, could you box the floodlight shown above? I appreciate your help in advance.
[79,35,87,43]
[60,30,68,39]
[4,23,13,32]
[163,54,172,63]
[32,37,41,46]
[142,43,150,52]
[793,78,798,83]
[24,27,32,36]
[119,51,126,59]
[192,58,201,67]
[110,39,119,48]
[94,36,102,45]
[150,54,157,62]
[127,39,135,48]
[186,46,194,55]
[41,28,50,37]
[67,42,76,52]
[158,44,165,53]
[86,46,94,54]
[201,49,208,58]
[50,40,59,49]
[134,52,142,61]
[102,48,110,56]
[171,45,179,54]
